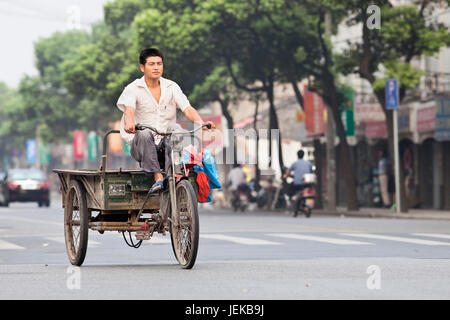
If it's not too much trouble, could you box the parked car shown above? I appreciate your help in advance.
[0,171,8,206]
[4,169,50,207]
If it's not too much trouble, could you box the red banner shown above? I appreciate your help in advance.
[304,87,325,136]
[73,131,85,161]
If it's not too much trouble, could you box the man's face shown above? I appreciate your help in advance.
[140,56,163,80]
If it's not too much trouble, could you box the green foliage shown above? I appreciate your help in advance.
[373,60,425,92]
[336,1,450,102]
[34,31,90,87]
[3,0,449,156]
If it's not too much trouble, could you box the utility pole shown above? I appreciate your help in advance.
[325,12,336,211]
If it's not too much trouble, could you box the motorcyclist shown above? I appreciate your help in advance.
[283,149,312,198]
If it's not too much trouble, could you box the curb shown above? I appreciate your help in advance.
[312,209,450,221]
[201,207,450,221]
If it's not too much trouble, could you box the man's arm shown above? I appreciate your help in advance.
[124,106,136,133]
[183,106,216,129]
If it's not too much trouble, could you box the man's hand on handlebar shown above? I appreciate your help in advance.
[202,121,215,130]
[125,122,136,134]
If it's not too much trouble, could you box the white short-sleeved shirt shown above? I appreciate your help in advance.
[116,76,191,144]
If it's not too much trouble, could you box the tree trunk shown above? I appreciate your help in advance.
[253,99,261,189]
[266,79,284,172]
[324,73,359,211]
[313,138,324,209]
[220,100,237,166]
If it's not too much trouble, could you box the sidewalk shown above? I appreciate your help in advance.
[313,206,450,221]
[200,202,450,220]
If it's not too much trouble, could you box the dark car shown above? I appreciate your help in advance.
[4,169,50,207]
[0,171,8,206]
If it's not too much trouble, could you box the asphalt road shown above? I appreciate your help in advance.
[1,200,450,300]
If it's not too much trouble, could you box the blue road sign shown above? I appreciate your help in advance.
[386,79,399,110]
[26,139,36,165]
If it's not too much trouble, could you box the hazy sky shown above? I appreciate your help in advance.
[0,0,109,88]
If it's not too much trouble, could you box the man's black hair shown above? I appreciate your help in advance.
[297,150,305,159]
[139,48,164,65]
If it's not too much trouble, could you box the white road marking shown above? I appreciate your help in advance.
[267,233,373,245]
[340,233,450,246]
[45,237,101,248]
[411,233,450,240]
[0,239,26,250]
[147,235,171,245]
[200,234,281,245]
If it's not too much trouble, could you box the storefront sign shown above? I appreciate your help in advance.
[435,97,450,141]
[304,88,325,137]
[365,121,387,139]
[354,103,385,124]
[417,106,435,133]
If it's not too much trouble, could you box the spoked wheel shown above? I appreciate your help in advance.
[170,179,199,269]
[64,180,89,266]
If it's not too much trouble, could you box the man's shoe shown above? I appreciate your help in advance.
[150,180,164,193]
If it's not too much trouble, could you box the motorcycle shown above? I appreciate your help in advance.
[290,173,317,218]
[231,183,252,212]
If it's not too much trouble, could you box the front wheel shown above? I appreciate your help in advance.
[170,179,199,269]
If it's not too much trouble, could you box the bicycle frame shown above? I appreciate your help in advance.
[135,123,210,225]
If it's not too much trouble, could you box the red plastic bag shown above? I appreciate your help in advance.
[196,170,210,203]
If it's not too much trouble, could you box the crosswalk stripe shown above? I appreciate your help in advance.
[267,233,373,245]
[44,237,101,248]
[340,233,450,246]
[411,233,450,240]
[0,239,25,250]
[200,234,281,245]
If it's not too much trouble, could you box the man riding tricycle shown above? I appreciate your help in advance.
[54,48,218,269]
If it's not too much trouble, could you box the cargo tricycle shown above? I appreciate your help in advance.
[54,123,210,269]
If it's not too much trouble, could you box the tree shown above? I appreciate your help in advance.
[336,0,450,212]
[5,31,92,145]
[131,2,216,94]
[200,0,290,171]
[248,0,359,210]
[62,26,135,131]
[0,82,24,161]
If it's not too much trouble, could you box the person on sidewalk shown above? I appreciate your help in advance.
[377,149,392,208]
[116,48,215,193]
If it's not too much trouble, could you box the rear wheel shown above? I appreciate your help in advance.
[170,179,199,269]
[64,180,89,266]
[305,207,312,218]
[291,198,300,217]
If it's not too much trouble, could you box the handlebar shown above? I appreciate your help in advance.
[134,123,211,135]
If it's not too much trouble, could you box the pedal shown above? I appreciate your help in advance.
[135,230,151,241]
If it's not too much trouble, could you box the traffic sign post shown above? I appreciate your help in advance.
[385,79,401,213]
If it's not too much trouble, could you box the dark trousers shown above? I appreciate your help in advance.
[130,129,170,174]
[289,184,305,198]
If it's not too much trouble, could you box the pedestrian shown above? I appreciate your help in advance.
[377,149,391,208]
[226,164,247,192]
